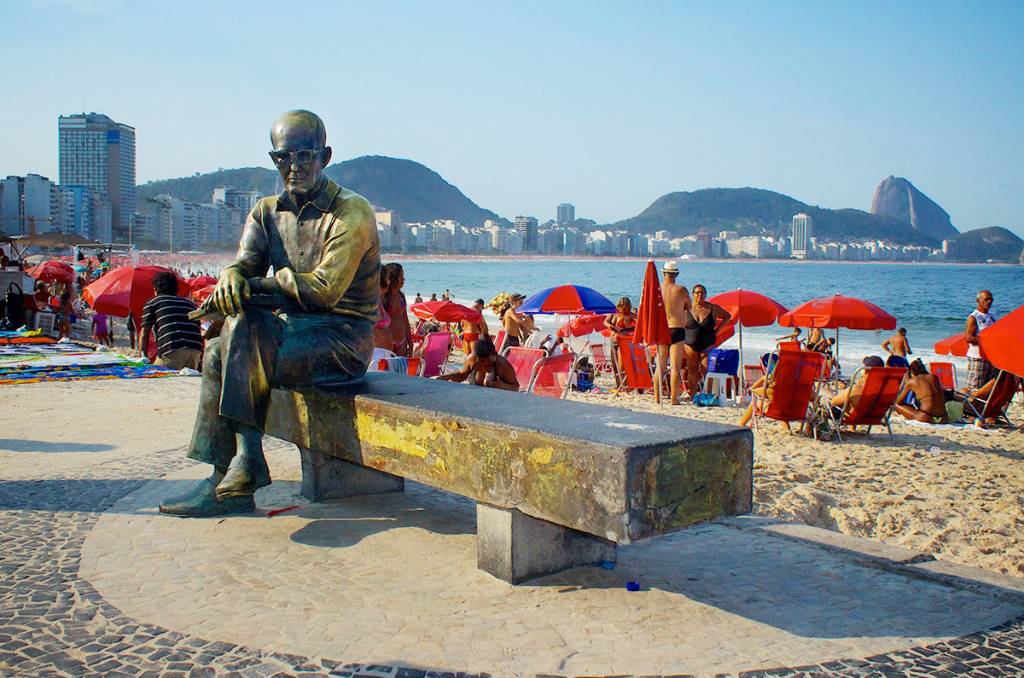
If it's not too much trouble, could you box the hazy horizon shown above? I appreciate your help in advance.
[3,1,1021,236]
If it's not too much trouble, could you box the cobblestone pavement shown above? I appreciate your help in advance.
[2,440,1024,676]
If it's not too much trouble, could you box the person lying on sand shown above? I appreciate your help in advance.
[437,338,519,390]
[894,359,947,424]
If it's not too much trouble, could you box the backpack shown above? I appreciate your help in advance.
[3,282,26,330]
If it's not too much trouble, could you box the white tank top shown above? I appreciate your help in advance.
[967,309,996,358]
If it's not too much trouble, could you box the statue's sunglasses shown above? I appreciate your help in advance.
[268,149,325,168]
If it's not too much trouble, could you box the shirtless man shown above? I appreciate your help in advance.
[882,328,912,363]
[438,338,519,390]
[501,294,527,349]
[894,359,947,424]
[661,261,691,404]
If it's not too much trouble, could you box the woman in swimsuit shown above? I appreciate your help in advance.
[604,297,637,389]
[682,284,731,396]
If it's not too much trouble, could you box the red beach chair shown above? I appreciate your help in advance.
[929,361,958,391]
[419,332,452,378]
[616,339,653,392]
[826,366,907,443]
[965,370,1021,426]
[751,350,826,433]
[504,346,547,392]
[527,352,575,399]
[590,343,613,374]
[493,330,507,353]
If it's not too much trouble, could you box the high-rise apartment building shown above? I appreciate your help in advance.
[212,187,259,215]
[515,215,539,252]
[556,203,575,226]
[0,174,55,235]
[58,113,136,241]
[791,212,813,259]
[59,186,112,242]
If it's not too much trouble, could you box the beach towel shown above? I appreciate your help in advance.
[0,362,177,385]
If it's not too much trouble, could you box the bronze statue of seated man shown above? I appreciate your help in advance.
[160,110,380,517]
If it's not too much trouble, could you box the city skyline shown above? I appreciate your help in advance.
[2,2,1022,237]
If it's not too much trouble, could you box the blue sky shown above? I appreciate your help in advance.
[3,1,1022,235]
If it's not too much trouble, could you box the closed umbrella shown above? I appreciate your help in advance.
[779,293,896,366]
[633,260,672,403]
[979,305,1024,377]
[709,289,788,391]
[82,265,189,318]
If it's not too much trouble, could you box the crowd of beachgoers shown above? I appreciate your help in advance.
[3,249,1023,577]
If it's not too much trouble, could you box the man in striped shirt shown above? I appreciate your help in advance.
[140,272,203,370]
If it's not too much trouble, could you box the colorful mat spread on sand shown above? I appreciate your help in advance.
[0,340,179,384]
[0,330,56,346]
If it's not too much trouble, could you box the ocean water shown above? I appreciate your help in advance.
[395,258,1024,375]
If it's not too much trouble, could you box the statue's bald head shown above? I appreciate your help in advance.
[270,110,327,150]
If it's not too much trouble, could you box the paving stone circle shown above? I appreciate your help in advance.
[3,444,1024,677]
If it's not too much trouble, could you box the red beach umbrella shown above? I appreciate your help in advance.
[28,261,75,286]
[979,305,1024,378]
[556,312,608,338]
[189,275,217,290]
[708,289,787,389]
[633,260,671,403]
[82,265,189,318]
[779,294,896,365]
[410,300,482,324]
[933,333,973,358]
[192,284,216,305]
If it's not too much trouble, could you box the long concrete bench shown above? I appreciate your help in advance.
[264,372,753,583]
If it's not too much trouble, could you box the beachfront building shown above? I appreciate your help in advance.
[556,203,575,226]
[791,212,813,259]
[211,187,259,215]
[0,174,56,235]
[58,113,136,242]
[515,215,539,252]
[58,185,112,242]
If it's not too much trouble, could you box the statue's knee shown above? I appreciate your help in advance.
[203,337,224,375]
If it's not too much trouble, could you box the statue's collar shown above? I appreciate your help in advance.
[276,178,340,215]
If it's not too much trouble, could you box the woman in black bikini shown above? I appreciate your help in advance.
[683,284,731,396]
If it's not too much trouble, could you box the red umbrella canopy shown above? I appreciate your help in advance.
[633,260,672,346]
[778,294,896,330]
[519,284,616,315]
[82,265,189,318]
[933,332,974,358]
[410,300,482,324]
[707,289,788,327]
[192,285,216,305]
[979,304,1024,377]
[28,261,75,285]
[556,312,608,338]
[189,275,217,290]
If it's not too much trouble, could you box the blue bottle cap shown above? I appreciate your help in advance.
[626,580,641,591]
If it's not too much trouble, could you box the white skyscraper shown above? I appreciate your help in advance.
[791,213,813,259]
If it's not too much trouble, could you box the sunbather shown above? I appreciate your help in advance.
[438,338,519,390]
[894,359,947,424]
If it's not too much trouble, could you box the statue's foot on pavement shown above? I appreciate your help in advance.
[215,454,271,500]
[159,477,256,517]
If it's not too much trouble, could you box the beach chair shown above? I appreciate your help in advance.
[929,361,958,391]
[504,346,547,392]
[964,370,1021,426]
[493,329,507,353]
[590,342,613,374]
[824,366,907,443]
[419,331,452,378]
[616,339,654,392]
[527,352,575,399]
[750,350,826,434]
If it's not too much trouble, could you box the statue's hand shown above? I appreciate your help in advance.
[213,268,250,316]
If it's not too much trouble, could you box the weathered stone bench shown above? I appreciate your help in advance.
[264,372,753,583]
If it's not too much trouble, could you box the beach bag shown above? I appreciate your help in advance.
[3,282,26,329]
[693,392,719,407]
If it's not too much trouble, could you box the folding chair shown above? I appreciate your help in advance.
[825,366,907,443]
[751,350,826,434]
[503,346,547,392]
[527,352,575,399]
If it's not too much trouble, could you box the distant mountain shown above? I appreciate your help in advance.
[870,176,958,240]
[138,156,508,227]
[610,187,937,245]
[945,227,1023,263]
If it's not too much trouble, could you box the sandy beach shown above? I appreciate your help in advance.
[5,365,1023,580]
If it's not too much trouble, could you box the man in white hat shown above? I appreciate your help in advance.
[661,260,691,404]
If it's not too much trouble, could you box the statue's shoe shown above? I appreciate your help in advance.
[215,453,272,500]
[159,478,255,517]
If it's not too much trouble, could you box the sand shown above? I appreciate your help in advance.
[3,369,1023,579]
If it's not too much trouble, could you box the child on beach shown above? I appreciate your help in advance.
[92,311,112,347]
